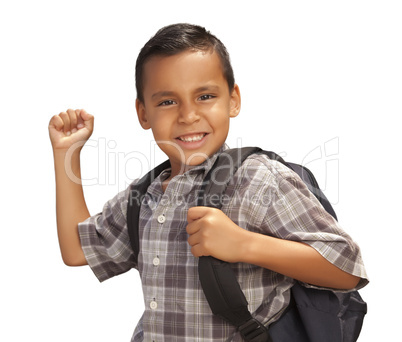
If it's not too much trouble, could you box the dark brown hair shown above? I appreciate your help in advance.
[135,23,235,103]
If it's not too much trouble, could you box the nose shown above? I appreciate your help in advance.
[178,101,200,124]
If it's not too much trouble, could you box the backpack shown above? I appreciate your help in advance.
[126,147,367,342]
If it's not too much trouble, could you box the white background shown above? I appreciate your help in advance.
[1,1,400,341]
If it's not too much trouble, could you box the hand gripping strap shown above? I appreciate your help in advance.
[197,147,270,342]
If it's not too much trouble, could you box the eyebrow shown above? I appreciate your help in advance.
[195,85,220,93]
[151,85,220,100]
[151,91,175,100]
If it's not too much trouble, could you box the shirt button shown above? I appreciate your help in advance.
[150,301,158,310]
[153,257,160,266]
[157,214,166,224]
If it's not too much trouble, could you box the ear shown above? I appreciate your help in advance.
[229,84,241,118]
[136,98,151,130]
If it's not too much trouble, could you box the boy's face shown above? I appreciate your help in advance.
[136,50,241,176]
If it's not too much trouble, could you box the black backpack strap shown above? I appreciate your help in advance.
[127,160,171,264]
[199,256,271,342]
[197,147,339,341]
[197,147,272,342]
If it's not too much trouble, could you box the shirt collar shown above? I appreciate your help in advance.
[148,143,230,195]
[185,143,229,178]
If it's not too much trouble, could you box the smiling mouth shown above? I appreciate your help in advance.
[176,133,207,142]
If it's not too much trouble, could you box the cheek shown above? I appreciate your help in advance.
[208,102,231,124]
[149,114,171,135]
[212,110,231,129]
[151,127,170,146]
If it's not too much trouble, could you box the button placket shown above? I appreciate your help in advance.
[149,203,167,323]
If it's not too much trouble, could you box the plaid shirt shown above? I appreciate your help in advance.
[78,145,368,342]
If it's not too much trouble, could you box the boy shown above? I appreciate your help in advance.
[49,23,368,341]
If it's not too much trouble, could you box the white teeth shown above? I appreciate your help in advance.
[179,134,205,142]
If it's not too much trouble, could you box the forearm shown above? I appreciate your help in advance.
[53,148,89,266]
[187,207,360,290]
[240,231,360,290]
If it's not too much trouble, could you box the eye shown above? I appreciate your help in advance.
[199,94,215,101]
[158,100,176,106]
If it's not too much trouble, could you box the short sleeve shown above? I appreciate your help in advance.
[263,168,369,289]
[235,154,369,290]
[78,183,137,282]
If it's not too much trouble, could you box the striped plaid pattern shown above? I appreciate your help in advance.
[78,145,368,341]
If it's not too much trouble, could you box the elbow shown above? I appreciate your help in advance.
[63,259,83,267]
[342,275,361,290]
[61,251,87,267]
[330,274,361,291]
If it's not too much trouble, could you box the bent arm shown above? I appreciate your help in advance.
[53,148,89,266]
[187,207,360,290]
[238,159,365,290]
[239,232,360,290]
[189,156,367,290]
[49,109,94,266]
